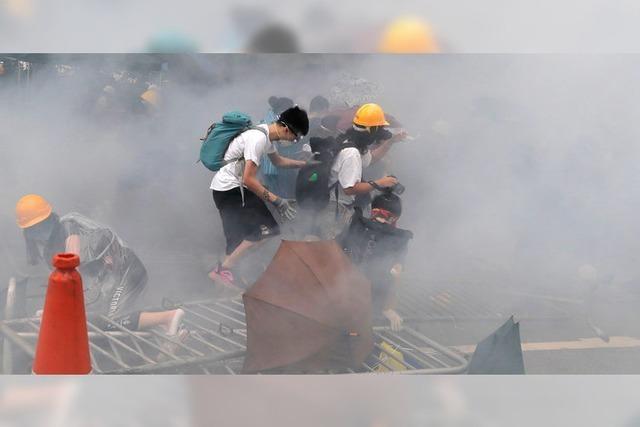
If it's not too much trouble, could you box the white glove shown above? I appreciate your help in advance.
[273,197,297,221]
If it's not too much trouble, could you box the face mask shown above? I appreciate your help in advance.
[277,124,300,145]
[26,218,55,243]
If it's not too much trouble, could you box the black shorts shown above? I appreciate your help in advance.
[212,187,280,255]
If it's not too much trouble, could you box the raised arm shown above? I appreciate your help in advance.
[370,131,408,164]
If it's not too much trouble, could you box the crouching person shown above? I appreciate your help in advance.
[338,192,412,331]
[15,194,184,336]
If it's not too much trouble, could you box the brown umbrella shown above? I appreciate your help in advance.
[242,240,374,373]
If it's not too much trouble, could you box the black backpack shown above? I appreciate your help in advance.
[338,209,413,266]
[295,136,356,210]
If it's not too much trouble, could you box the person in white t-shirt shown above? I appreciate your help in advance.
[209,106,309,289]
[319,103,407,238]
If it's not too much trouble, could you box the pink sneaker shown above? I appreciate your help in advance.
[208,263,242,290]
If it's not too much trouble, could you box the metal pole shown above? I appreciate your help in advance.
[0,323,35,359]
[104,350,246,374]
[2,277,17,373]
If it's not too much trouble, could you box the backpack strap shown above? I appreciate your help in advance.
[235,126,269,208]
[334,183,340,220]
[219,125,269,168]
[196,123,217,164]
[200,123,216,142]
[249,125,269,139]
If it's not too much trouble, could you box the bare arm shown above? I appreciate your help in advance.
[268,152,306,169]
[370,140,394,164]
[65,234,113,265]
[343,182,376,196]
[65,235,81,255]
[243,160,280,203]
[343,176,399,196]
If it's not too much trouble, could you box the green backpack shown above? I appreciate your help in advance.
[199,111,268,171]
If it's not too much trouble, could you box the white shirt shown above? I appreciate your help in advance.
[210,124,275,191]
[329,146,372,205]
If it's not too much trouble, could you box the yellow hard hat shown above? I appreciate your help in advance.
[379,17,439,54]
[16,194,52,228]
[140,88,159,107]
[353,103,389,127]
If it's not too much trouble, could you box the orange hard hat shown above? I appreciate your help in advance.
[353,103,389,127]
[16,194,52,228]
[379,17,440,54]
[140,88,159,107]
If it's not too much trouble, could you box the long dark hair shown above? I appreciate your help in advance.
[23,213,65,266]
[337,128,373,154]
[339,126,393,154]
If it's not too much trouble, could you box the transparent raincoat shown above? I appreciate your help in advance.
[47,213,147,317]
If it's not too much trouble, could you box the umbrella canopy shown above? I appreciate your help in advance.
[467,316,525,374]
[242,240,374,373]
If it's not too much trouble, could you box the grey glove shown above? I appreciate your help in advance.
[273,197,297,221]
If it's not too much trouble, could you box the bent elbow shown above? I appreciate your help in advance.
[268,154,283,167]
[343,186,357,196]
[243,176,258,191]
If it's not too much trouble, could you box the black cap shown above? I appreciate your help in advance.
[372,192,402,216]
[278,106,309,136]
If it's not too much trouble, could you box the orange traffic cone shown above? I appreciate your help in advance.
[33,253,91,374]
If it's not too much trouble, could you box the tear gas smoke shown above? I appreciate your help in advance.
[1,54,639,362]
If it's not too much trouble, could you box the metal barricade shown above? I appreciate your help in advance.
[0,295,469,374]
[396,280,570,323]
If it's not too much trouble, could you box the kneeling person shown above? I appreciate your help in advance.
[16,194,184,336]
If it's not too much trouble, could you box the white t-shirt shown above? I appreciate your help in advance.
[210,124,275,191]
[329,146,372,205]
